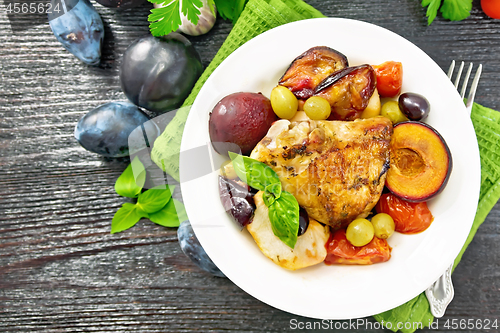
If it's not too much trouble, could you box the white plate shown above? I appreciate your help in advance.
[179,18,480,319]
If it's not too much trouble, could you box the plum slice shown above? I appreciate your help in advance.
[218,176,255,228]
[313,64,377,121]
[279,46,348,100]
[386,121,452,202]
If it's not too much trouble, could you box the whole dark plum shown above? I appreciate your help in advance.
[120,33,203,113]
[177,220,225,277]
[95,0,146,9]
[48,0,104,66]
[74,102,160,157]
[209,92,278,156]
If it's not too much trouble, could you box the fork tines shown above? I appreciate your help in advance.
[447,60,483,110]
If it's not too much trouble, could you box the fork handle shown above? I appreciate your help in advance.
[425,263,454,318]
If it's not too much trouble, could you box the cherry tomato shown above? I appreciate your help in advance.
[375,193,434,234]
[482,0,500,19]
[372,61,403,98]
[324,229,391,265]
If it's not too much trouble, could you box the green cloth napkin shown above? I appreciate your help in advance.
[150,0,500,331]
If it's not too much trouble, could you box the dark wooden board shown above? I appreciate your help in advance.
[0,0,499,332]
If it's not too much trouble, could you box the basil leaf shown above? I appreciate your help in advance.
[265,182,282,199]
[228,152,281,191]
[268,191,299,249]
[111,203,142,233]
[115,157,146,198]
[137,184,175,213]
[263,190,276,206]
[263,182,282,206]
[149,199,188,227]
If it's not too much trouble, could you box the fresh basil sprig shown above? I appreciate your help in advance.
[111,157,187,234]
[229,152,299,249]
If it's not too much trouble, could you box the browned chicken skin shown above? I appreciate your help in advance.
[250,116,392,230]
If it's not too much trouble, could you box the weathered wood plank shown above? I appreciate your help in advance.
[0,0,499,332]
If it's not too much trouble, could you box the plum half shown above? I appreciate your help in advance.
[386,121,452,202]
[314,64,377,121]
[278,46,348,100]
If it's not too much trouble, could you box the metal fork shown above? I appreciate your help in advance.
[425,60,482,318]
[447,60,483,113]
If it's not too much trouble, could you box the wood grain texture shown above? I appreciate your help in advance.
[0,0,499,332]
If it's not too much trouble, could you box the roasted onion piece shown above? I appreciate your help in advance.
[314,64,377,121]
[279,46,348,100]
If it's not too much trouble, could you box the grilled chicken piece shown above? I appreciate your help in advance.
[250,117,392,230]
[247,191,330,270]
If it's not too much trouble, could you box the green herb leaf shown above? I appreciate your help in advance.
[422,0,441,25]
[207,0,216,15]
[137,184,175,213]
[136,205,150,219]
[115,157,146,198]
[229,152,281,191]
[263,182,282,206]
[148,0,204,37]
[181,0,203,24]
[268,191,300,249]
[440,0,472,21]
[111,203,142,233]
[214,0,248,22]
[148,0,182,37]
[149,198,188,227]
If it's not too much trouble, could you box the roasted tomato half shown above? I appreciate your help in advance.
[324,229,391,265]
[375,193,434,234]
[372,61,403,98]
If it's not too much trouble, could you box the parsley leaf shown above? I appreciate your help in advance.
[182,0,203,24]
[422,0,472,24]
[148,0,248,37]
[422,0,441,25]
[216,0,248,22]
[440,0,472,21]
[148,0,183,37]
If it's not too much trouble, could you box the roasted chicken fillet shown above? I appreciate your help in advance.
[250,116,392,230]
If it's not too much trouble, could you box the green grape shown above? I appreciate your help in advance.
[346,218,374,247]
[381,100,408,124]
[371,213,395,239]
[270,86,298,119]
[303,96,331,120]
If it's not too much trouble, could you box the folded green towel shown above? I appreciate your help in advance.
[150,0,500,331]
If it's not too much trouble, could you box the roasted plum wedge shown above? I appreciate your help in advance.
[279,46,348,100]
[314,64,377,121]
[218,176,255,228]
